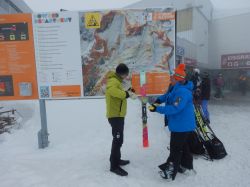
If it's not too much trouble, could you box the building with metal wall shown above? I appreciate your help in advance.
[128,0,250,91]
[209,12,250,91]
[0,0,32,14]
[210,12,250,69]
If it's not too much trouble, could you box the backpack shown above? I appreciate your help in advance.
[192,105,227,160]
[203,133,227,160]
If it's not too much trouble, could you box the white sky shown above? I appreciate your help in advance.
[23,0,250,12]
[23,0,250,18]
[23,0,141,12]
[210,0,250,10]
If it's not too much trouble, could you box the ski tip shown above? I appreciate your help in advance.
[143,141,149,148]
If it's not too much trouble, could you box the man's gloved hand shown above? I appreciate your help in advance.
[154,99,161,105]
[129,92,137,100]
[127,87,135,93]
[126,88,137,100]
[148,104,157,112]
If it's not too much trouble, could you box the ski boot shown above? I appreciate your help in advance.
[158,162,174,181]
[119,159,130,166]
[110,166,128,176]
[178,165,197,176]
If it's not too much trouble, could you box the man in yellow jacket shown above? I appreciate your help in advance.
[106,63,133,176]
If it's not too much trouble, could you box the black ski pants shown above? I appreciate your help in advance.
[167,132,193,179]
[108,117,124,169]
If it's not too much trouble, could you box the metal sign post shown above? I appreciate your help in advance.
[38,99,49,148]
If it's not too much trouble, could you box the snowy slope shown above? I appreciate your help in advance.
[0,98,250,187]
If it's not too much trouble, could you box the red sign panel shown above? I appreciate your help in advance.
[221,53,250,69]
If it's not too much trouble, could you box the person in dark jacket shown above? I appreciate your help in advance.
[149,63,196,181]
[190,68,202,90]
[213,73,224,98]
[201,72,211,122]
[190,68,202,104]
[105,63,134,176]
[238,72,247,96]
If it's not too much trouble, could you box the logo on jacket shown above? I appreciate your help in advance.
[116,132,120,139]
[174,97,181,106]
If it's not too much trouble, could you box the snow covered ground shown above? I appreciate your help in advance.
[0,97,250,187]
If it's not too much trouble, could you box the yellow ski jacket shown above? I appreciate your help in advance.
[105,71,127,118]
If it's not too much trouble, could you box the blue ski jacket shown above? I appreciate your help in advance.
[156,81,196,132]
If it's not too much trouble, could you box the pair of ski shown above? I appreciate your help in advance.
[139,71,149,148]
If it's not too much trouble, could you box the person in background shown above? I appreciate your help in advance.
[190,68,202,104]
[149,63,196,181]
[238,72,247,96]
[190,68,202,90]
[214,73,225,99]
[201,72,211,122]
[105,63,135,177]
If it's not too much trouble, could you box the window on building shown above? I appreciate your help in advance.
[176,8,194,43]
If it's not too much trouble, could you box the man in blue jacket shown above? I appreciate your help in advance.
[149,63,196,181]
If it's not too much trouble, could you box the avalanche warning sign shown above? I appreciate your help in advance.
[85,12,101,28]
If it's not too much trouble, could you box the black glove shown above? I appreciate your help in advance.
[148,104,157,112]
[154,99,161,104]
[164,116,169,127]
[125,91,130,98]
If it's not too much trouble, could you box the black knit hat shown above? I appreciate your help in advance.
[116,63,129,76]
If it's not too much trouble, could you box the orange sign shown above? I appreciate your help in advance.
[51,85,81,97]
[153,12,175,21]
[0,14,38,100]
[132,72,170,95]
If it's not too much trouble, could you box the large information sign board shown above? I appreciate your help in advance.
[33,11,83,99]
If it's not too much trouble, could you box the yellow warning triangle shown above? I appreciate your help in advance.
[85,12,101,29]
[87,15,99,27]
